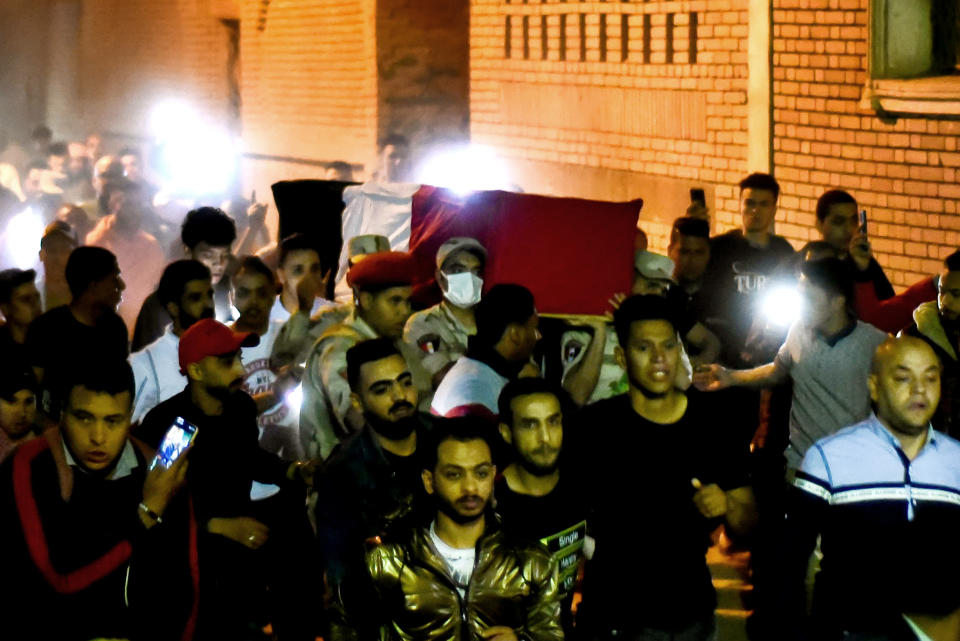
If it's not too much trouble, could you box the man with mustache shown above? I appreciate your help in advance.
[333,416,563,641]
[317,338,433,635]
[301,251,431,460]
[495,378,588,636]
[138,319,317,640]
[130,260,214,424]
[782,336,960,640]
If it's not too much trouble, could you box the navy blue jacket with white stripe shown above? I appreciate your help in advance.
[784,414,960,638]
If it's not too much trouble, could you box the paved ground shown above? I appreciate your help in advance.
[709,542,753,641]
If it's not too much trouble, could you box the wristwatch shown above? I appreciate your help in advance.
[138,502,162,524]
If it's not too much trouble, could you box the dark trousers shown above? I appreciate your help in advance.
[196,486,321,641]
[591,619,716,641]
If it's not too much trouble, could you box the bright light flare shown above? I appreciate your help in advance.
[149,100,238,196]
[3,207,44,270]
[285,383,303,411]
[762,284,803,328]
[149,99,193,138]
[415,145,511,195]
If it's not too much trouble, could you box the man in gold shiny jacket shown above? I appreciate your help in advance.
[332,417,564,641]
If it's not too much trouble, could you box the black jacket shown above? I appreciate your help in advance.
[0,430,198,641]
[136,389,290,523]
[315,418,431,584]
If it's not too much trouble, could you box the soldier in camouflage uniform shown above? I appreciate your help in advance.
[299,251,431,459]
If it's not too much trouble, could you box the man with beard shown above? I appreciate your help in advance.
[130,260,214,424]
[317,338,432,635]
[301,251,431,460]
[333,417,563,641]
[138,318,318,640]
[577,295,756,641]
[782,336,960,640]
[906,249,960,438]
[495,378,588,635]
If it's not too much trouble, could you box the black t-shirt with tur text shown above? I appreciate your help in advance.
[700,229,796,367]
[576,391,750,631]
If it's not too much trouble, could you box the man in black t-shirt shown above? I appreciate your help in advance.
[25,247,129,417]
[495,377,588,635]
[577,295,757,641]
[700,173,796,369]
[668,216,712,327]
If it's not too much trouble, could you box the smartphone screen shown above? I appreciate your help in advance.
[150,417,198,470]
[690,188,706,207]
[859,209,868,234]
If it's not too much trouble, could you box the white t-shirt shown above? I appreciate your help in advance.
[130,327,185,425]
[239,319,304,460]
[430,356,508,419]
[240,319,303,501]
[429,521,476,597]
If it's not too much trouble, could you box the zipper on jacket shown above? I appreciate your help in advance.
[459,535,484,638]
[416,530,488,639]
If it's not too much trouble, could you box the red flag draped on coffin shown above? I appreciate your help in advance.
[409,186,642,316]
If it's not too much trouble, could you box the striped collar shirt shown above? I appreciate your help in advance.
[794,413,960,521]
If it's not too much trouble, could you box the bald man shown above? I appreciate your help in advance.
[782,336,960,640]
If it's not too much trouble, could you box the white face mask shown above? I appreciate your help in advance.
[443,272,483,308]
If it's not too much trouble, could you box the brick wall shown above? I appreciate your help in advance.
[772,0,958,286]
[77,0,233,140]
[0,0,51,141]
[241,0,378,177]
[376,0,470,168]
[470,0,753,252]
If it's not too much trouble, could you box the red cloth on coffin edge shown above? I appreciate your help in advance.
[409,186,642,315]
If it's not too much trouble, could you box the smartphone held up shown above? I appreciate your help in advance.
[150,417,198,470]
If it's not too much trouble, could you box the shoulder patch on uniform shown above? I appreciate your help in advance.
[417,334,442,354]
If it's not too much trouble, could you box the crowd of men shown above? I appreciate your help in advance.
[0,127,958,641]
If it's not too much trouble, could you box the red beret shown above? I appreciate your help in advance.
[346,251,417,290]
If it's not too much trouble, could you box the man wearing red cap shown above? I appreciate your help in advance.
[138,318,318,640]
[300,251,431,460]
